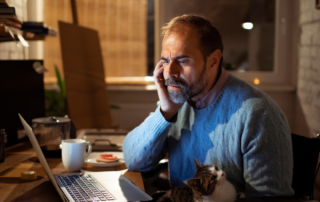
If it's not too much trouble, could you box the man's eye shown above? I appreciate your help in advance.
[179,60,188,64]
[163,60,169,64]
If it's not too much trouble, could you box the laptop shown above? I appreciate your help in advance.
[18,114,152,202]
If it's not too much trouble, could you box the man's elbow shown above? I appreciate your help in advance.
[124,157,153,172]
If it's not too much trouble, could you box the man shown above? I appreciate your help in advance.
[123,14,294,197]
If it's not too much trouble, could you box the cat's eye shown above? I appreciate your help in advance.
[212,175,217,180]
[215,166,219,171]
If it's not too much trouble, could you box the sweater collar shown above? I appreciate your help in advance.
[188,68,228,109]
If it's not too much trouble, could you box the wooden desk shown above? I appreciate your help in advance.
[0,142,144,202]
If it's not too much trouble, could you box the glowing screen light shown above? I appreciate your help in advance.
[254,78,260,85]
[242,22,253,30]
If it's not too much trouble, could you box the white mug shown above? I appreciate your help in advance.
[61,139,92,171]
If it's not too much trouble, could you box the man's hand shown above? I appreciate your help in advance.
[153,60,183,121]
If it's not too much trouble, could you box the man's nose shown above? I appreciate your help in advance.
[165,61,180,78]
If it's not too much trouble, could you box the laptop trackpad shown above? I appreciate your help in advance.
[101,176,151,201]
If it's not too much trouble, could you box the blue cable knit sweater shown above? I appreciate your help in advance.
[123,75,294,197]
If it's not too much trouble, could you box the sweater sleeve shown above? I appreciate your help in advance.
[241,99,294,197]
[122,106,173,172]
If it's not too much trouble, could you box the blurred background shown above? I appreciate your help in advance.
[0,0,318,136]
[0,0,319,175]
[0,0,320,198]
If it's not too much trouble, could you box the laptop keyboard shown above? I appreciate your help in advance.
[57,174,115,202]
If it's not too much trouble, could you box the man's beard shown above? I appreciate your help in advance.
[164,64,209,104]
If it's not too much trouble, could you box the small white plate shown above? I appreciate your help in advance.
[85,152,125,167]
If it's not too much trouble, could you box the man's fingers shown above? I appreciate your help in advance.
[153,60,165,80]
[155,60,164,69]
[154,65,164,76]
[154,60,164,73]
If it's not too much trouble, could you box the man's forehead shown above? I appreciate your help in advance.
[161,24,200,58]
[161,39,191,59]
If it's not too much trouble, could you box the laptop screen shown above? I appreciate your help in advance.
[19,114,66,202]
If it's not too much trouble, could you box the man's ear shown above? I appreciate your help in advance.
[194,158,202,170]
[187,178,201,190]
[208,49,222,69]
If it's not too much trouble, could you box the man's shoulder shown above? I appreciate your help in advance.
[177,75,284,120]
[224,75,265,99]
[220,75,283,114]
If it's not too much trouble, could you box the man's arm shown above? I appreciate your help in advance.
[123,106,172,172]
[123,61,184,171]
[241,100,294,197]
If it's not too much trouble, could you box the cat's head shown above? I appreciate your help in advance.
[187,159,226,195]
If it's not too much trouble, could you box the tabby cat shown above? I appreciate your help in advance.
[157,159,240,202]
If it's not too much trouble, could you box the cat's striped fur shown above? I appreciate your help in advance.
[157,159,240,202]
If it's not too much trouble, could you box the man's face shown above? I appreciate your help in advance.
[161,24,209,103]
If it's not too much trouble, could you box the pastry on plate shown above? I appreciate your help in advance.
[96,154,119,163]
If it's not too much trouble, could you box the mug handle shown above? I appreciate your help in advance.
[85,141,92,160]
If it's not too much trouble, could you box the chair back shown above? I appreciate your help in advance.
[291,133,320,199]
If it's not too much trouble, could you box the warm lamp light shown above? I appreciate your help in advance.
[242,22,253,30]
[254,78,260,85]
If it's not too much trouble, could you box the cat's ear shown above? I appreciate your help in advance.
[194,158,202,169]
[187,178,201,190]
